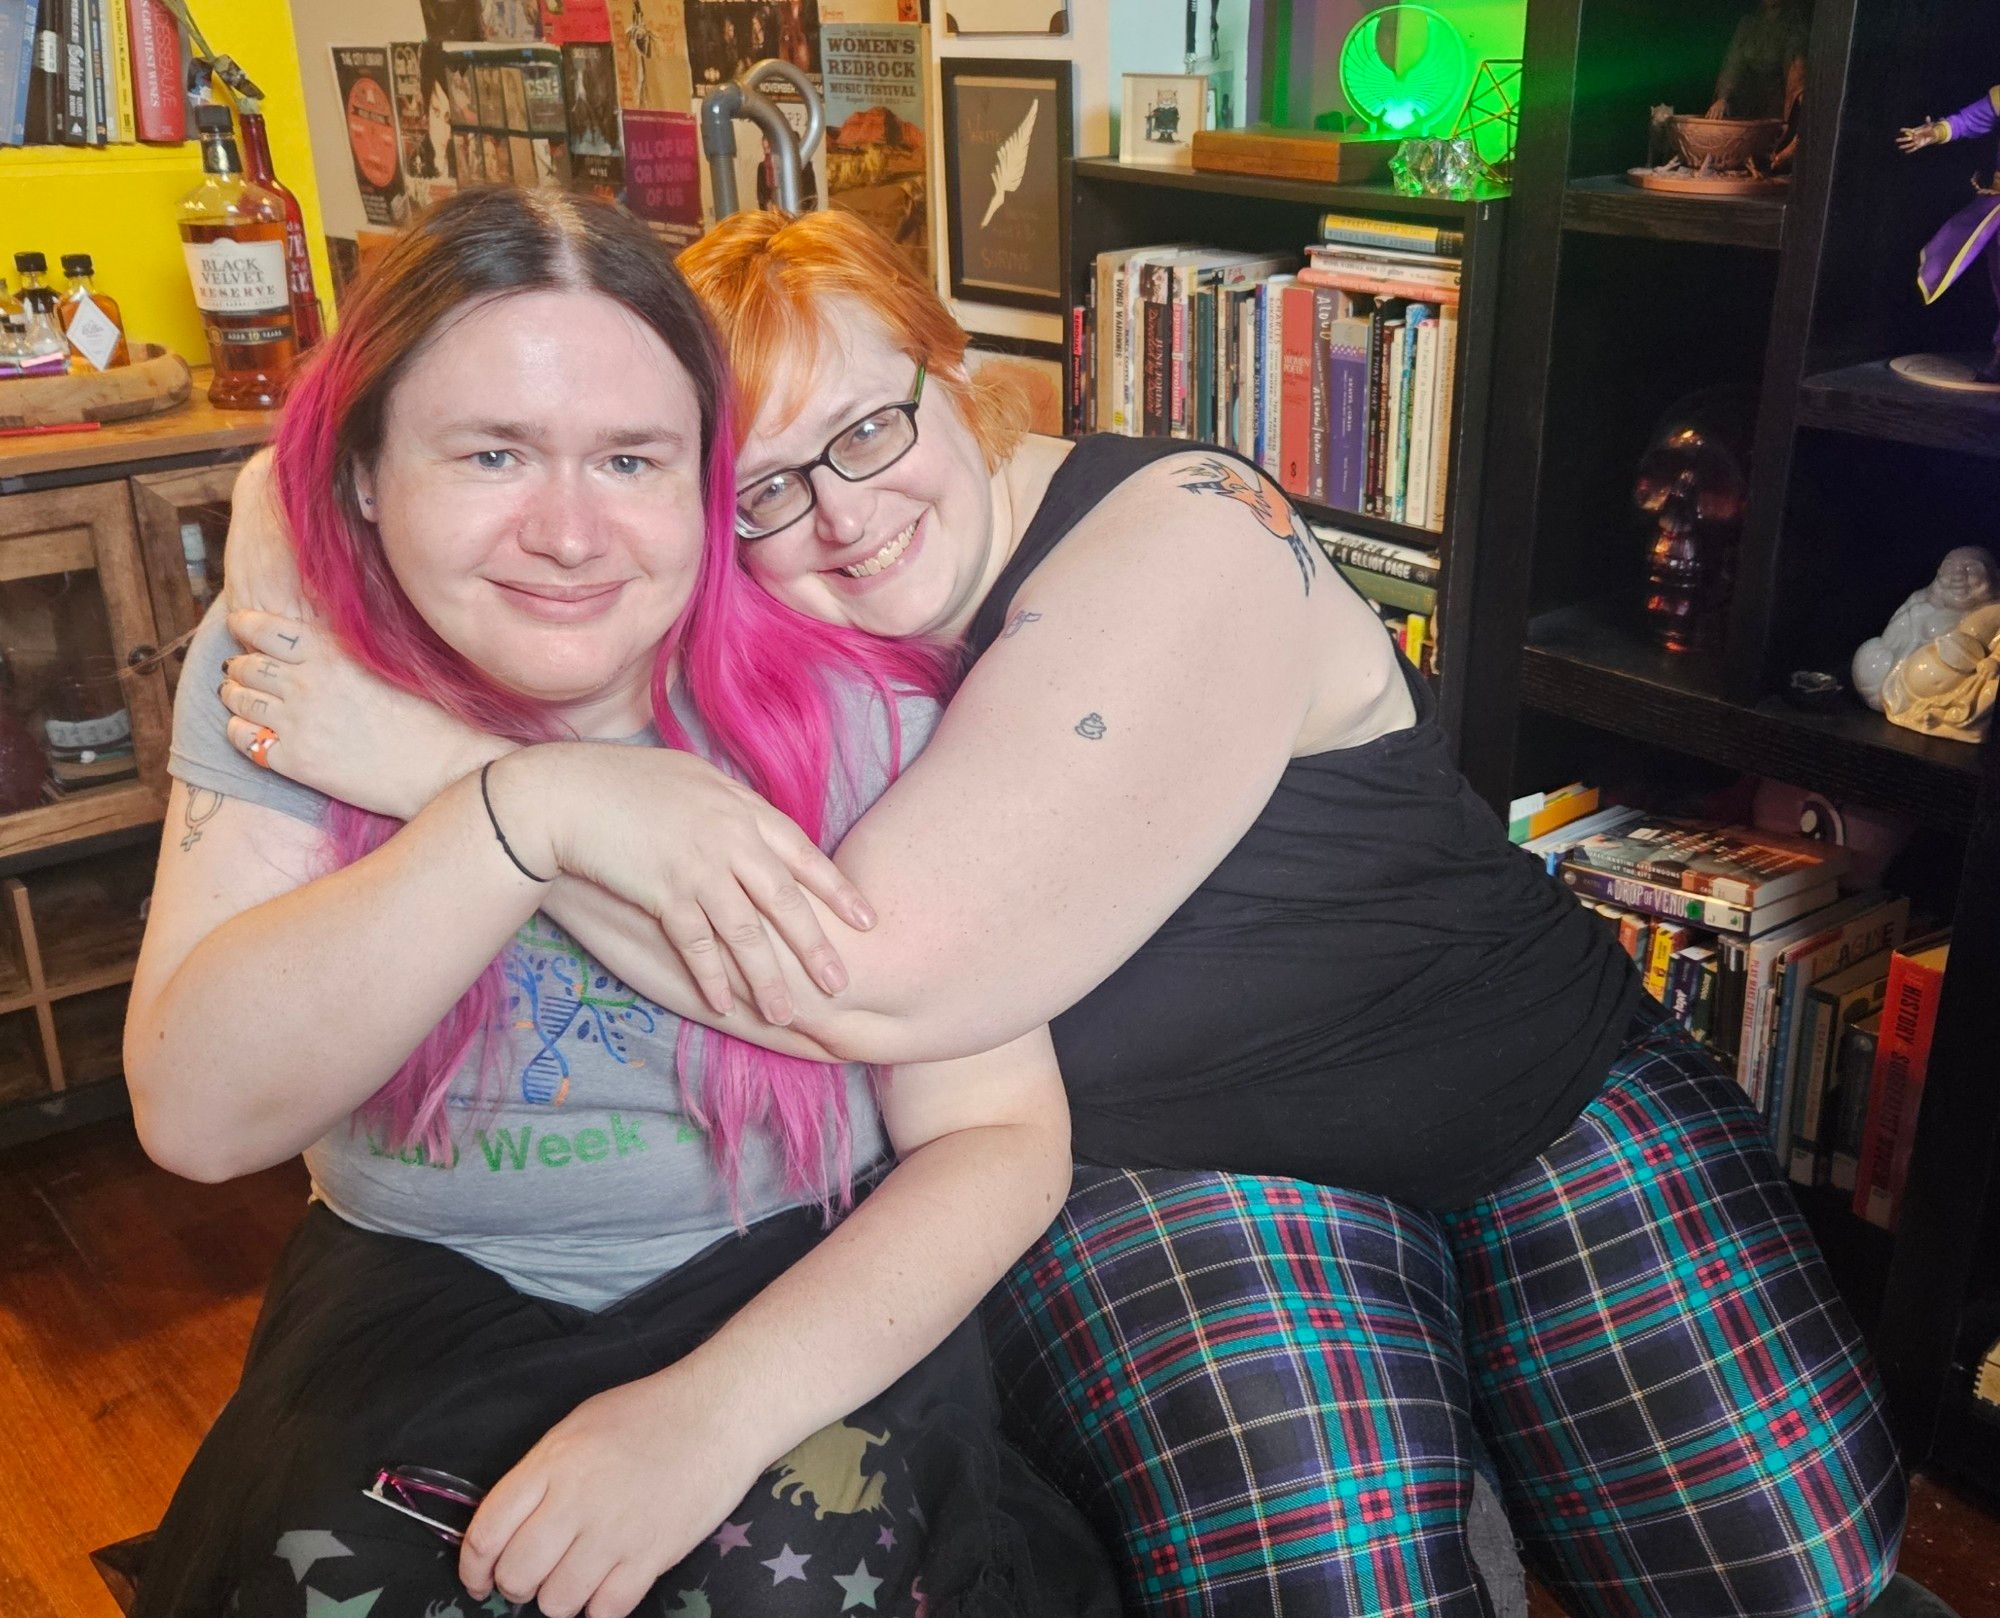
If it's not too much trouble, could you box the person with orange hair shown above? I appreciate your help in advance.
[222,206,1904,1618]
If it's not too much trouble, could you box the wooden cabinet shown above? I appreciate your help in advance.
[132,463,234,696]
[0,480,174,859]
[0,381,270,1146]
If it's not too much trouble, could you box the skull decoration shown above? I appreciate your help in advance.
[1633,391,1753,652]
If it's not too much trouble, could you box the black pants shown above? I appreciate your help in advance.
[136,1204,1117,1617]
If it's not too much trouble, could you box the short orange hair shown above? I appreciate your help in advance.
[678,209,1032,469]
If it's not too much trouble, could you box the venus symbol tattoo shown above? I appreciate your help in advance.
[1075,713,1106,740]
[1175,456,1316,597]
[180,788,223,851]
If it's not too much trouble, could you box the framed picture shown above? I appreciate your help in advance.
[943,0,1068,33]
[940,56,1073,315]
[1120,72,1206,167]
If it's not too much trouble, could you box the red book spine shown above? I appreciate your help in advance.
[123,0,177,143]
[1277,283,1316,499]
[1852,948,1948,1228]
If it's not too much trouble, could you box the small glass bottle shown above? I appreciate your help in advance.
[0,277,19,323]
[12,252,59,319]
[59,253,130,372]
[236,98,323,350]
[178,103,297,410]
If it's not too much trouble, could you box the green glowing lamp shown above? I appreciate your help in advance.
[1339,5,1472,136]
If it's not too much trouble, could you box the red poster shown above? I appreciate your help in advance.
[622,108,703,247]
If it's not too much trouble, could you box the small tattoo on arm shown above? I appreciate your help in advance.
[1175,455,1317,597]
[180,788,224,852]
[1002,609,1043,638]
[1075,713,1106,740]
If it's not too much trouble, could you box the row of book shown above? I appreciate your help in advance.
[1078,211,1465,534]
[0,0,186,148]
[1515,793,1951,1230]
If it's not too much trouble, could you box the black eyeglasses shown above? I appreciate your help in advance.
[735,363,926,540]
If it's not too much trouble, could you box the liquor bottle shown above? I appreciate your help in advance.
[178,103,297,410]
[12,252,60,318]
[236,99,324,350]
[59,253,130,372]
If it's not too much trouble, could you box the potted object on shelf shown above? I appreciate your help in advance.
[1628,0,1806,196]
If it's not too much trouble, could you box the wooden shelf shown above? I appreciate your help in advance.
[1797,361,2000,458]
[52,986,130,1089]
[1070,156,1492,220]
[1561,175,1788,250]
[1520,603,1983,826]
[0,368,273,485]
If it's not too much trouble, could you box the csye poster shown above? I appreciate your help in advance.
[819,21,928,275]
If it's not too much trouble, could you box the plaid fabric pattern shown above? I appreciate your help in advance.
[990,1171,1491,1618]
[989,1015,1903,1618]
[1446,1016,1904,1618]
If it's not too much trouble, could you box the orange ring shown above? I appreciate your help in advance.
[246,726,278,769]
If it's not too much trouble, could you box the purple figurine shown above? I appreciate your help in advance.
[1904,90,2000,382]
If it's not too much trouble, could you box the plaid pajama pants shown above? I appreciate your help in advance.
[987,1012,1905,1618]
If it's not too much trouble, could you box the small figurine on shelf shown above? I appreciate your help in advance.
[1629,0,1807,195]
[1899,89,2000,388]
[1880,601,2000,742]
[1850,544,1999,708]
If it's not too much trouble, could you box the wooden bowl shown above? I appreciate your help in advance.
[1666,115,1784,170]
[0,343,192,429]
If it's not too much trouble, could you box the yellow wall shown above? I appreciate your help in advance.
[0,0,334,362]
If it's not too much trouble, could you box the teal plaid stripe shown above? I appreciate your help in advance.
[989,1013,1904,1618]
[1447,1017,1905,1618]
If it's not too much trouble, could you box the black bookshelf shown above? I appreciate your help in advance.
[1562,175,1789,250]
[1797,362,2000,458]
[1066,157,1504,747]
[1472,0,2000,1485]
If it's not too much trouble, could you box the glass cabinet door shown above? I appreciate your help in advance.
[132,461,241,695]
[0,481,170,859]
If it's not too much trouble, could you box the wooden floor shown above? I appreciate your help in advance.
[3,1118,1998,1618]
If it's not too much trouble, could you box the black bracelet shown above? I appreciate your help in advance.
[479,760,553,884]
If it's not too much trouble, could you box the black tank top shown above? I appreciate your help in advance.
[965,435,1641,1208]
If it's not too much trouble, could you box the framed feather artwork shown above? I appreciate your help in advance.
[940,56,1074,315]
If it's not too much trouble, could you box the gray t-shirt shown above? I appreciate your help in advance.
[170,605,939,1310]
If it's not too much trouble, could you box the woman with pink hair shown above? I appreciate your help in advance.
[124,187,1113,1618]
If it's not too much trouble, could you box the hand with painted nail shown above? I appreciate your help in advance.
[487,744,874,1026]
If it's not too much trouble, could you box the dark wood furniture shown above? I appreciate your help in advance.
[1066,157,1505,745]
[1467,0,2000,1496]
[0,380,269,1149]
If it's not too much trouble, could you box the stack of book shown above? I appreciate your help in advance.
[1514,799,1946,1220]
[0,0,186,149]
[1081,210,1464,534]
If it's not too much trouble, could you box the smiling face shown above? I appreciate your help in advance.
[354,287,707,734]
[734,302,1001,640]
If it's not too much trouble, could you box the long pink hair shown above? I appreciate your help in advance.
[271,188,947,1205]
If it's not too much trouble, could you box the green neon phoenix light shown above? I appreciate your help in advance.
[1340,5,1472,135]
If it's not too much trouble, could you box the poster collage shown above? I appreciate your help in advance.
[327,0,1074,333]
[331,0,946,274]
